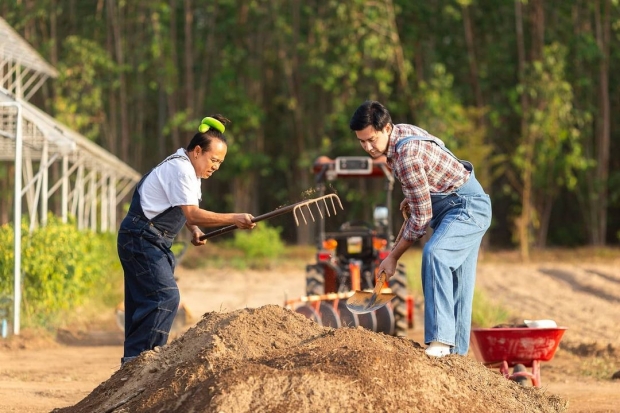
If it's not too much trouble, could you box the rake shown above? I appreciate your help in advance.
[199,194,343,240]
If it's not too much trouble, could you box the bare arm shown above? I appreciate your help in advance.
[378,198,414,279]
[179,205,255,229]
[378,237,414,280]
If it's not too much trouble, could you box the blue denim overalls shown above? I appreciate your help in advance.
[395,136,492,354]
[117,155,188,364]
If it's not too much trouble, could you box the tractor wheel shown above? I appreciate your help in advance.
[337,300,359,328]
[295,304,322,325]
[389,264,409,337]
[374,305,395,335]
[305,265,325,296]
[357,311,377,332]
[318,302,342,328]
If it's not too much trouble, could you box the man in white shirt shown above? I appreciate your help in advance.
[117,115,255,366]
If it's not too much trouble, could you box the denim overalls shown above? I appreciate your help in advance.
[395,136,492,354]
[117,155,188,364]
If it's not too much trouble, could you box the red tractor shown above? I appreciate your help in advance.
[285,155,414,337]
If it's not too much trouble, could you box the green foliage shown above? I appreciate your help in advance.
[228,224,285,269]
[399,249,422,296]
[471,290,510,328]
[517,43,592,193]
[508,43,594,247]
[0,216,122,329]
[53,36,118,140]
[417,64,494,188]
[2,0,620,246]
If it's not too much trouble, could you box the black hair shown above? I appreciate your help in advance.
[349,100,392,131]
[186,114,230,152]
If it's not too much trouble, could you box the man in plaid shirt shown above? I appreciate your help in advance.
[350,101,492,357]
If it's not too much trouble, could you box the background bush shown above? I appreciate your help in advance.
[227,224,285,269]
[0,215,122,330]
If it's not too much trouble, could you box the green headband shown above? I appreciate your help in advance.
[198,117,225,133]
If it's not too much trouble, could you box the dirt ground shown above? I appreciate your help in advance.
[0,248,619,412]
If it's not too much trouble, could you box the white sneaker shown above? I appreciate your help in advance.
[425,341,451,357]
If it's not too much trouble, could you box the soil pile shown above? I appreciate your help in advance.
[53,305,567,413]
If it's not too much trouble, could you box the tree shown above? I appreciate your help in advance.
[512,44,590,252]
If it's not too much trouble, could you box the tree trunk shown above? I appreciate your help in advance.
[184,0,194,115]
[131,2,145,171]
[384,0,416,121]
[230,1,264,216]
[535,189,554,249]
[593,0,610,245]
[462,4,483,109]
[107,0,130,162]
[288,0,311,245]
[515,0,531,261]
[194,3,218,112]
[105,1,118,155]
[461,2,491,249]
[168,0,180,151]
[530,0,545,61]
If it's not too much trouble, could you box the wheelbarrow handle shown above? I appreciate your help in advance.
[198,200,306,241]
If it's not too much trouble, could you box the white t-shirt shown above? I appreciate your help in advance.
[139,148,202,220]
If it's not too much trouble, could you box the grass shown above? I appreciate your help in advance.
[579,355,619,380]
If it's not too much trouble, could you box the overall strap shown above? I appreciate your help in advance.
[395,135,460,161]
[127,153,189,238]
[134,154,188,193]
[154,154,187,168]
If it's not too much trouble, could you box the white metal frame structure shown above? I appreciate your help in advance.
[0,17,141,334]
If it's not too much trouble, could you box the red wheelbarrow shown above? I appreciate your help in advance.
[470,326,567,387]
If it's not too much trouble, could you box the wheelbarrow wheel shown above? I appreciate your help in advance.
[512,364,529,386]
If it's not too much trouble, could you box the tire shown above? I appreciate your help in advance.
[337,300,359,328]
[305,265,325,296]
[374,305,395,335]
[512,364,529,386]
[389,264,409,337]
[295,304,322,325]
[318,302,342,328]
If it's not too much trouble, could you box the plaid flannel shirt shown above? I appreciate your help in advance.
[386,124,470,241]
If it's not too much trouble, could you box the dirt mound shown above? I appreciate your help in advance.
[53,305,567,413]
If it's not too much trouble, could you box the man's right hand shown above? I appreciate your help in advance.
[378,255,398,280]
[234,213,256,229]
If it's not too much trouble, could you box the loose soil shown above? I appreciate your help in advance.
[1,248,619,412]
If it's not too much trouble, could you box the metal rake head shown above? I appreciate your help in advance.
[292,194,343,226]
